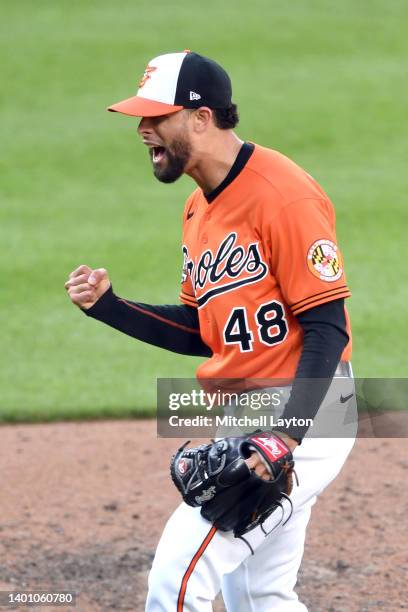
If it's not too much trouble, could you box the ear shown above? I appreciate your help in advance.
[191,107,213,133]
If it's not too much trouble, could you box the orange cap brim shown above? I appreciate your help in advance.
[107,95,184,117]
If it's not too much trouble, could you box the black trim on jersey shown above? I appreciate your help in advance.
[292,290,350,314]
[84,286,211,357]
[204,142,255,203]
[197,265,268,308]
[273,298,349,443]
[290,285,348,310]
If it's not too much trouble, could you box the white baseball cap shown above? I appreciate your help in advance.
[107,50,233,117]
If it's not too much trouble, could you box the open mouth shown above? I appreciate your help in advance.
[151,146,166,163]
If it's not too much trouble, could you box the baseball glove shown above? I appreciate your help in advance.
[170,431,297,537]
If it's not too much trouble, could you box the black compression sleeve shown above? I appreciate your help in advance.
[83,286,211,357]
[294,298,348,378]
[273,299,349,442]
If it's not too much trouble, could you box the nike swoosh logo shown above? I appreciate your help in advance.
[187,211,194,220]
[340,393,354,403]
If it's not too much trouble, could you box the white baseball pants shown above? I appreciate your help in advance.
[146,370,357,611]
[146,435,355,611]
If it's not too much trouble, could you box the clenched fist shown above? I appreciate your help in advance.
[65,265,111,310]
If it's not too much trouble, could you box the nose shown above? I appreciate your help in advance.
[137,116,154,137]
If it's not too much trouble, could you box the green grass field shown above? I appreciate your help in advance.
[1,0,407,420]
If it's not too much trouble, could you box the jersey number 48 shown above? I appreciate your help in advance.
[223,300,288,353]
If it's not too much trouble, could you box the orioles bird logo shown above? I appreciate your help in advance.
[139,65,157,89]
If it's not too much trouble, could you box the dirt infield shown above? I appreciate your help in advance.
[0,420,407,611]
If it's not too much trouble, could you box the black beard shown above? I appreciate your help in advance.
[151,138,191,183]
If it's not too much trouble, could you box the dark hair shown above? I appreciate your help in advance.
[213,104,239,129]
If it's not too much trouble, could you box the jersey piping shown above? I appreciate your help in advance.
[177,525,218,611]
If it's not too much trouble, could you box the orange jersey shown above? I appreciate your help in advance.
[180,143,352,381]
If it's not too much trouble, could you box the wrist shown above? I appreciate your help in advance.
[82,284,114,316]
[273,431,299,452]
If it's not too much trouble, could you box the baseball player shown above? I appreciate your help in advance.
[65,51,356,611]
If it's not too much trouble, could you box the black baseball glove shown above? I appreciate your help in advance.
[170,432,297,537]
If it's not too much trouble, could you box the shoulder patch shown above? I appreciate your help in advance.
[307,239,343,282]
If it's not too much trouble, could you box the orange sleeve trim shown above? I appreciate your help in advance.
[180,289,197,300]
[179,297,198,308]
[117,299,201,334]
[177,525,217,611]
[180,299,198,309]
[292,289,351,316]
[291,285,348,310]
[180,291,198,307]
[181,289,196,298]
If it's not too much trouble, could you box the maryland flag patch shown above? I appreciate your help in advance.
[307,239,343,282]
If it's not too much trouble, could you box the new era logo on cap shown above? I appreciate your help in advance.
[107,51,232,117]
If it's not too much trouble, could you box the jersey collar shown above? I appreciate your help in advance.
[204,142,255,204]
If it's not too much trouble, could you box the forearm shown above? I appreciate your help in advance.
[274,299,349,443]
[84,286,211,357]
